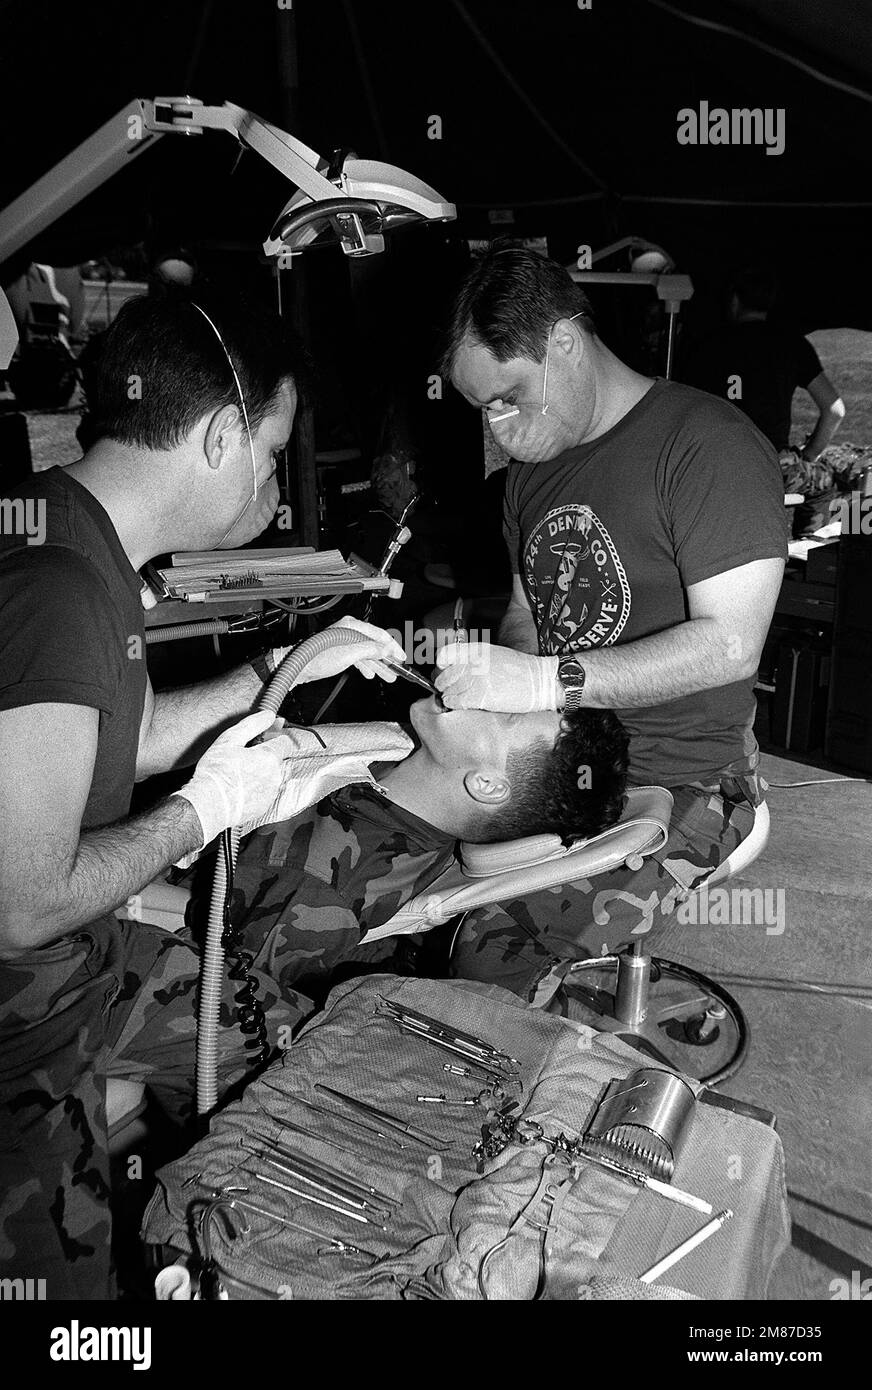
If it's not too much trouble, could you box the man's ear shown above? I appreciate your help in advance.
[462,769,511,806]
[555,318,583,362]
[203,404,241,471]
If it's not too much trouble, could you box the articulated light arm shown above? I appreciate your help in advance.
[0,96,455,269]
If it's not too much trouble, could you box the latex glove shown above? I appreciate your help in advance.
[435,641,560,713]
[277,616,406,684]
[170,710,298,849]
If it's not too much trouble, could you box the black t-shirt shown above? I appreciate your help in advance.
[685,322,822,450]
[503,380,787,786]
[0,467,146,877]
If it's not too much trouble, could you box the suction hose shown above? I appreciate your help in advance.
[196,625,369,1116]
[145,620,231,645]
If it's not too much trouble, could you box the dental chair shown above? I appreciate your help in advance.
[365,784,771,1087]
[107,784,769,1143]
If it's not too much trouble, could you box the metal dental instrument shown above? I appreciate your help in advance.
[262,1112,361,1162]
[573,1149,713,1215]
[314,1084,447,1148]
[261,1138,395,1207]
[181,1176,374,1255]
[380,658,439,694]
[244,1147,391,1218]
[638,1209,733,1284]
[245,1149,376,1212]
[377,998,521,1066]
[291,1092,412,1148]
[376,999,521,1078]
[253,1171,382,1227]
[258,1080,397,1153]
[416,1094,480,1106]
[394,1027,511,1077]
[199,1197,249,1299]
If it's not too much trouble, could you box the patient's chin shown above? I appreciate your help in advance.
[411,695,445,726]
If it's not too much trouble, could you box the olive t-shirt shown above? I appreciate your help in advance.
[503,380,787,785]
[0,467,147,932]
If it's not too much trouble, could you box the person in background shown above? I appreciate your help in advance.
[686,266,845,465]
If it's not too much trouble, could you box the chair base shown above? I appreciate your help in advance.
[553,950,749,1086]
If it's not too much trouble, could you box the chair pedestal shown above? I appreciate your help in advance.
[559,943,749,1086]
[554,798,770,1086]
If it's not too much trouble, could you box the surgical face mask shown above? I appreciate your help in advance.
[485,312,585,463]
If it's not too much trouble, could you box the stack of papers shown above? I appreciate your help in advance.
[152,547,389,602]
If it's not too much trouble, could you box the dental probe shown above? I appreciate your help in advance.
[379,658,439,693]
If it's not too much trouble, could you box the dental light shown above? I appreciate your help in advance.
[0,97,456,268]
[567,235,692,379]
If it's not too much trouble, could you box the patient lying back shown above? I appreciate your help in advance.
[229,701,628,999]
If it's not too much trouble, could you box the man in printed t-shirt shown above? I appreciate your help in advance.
[434,244,787,1005]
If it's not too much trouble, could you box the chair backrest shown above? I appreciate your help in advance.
[705,798,771,886]
[365,785,674,942]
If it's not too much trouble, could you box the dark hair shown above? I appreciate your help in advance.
[730,266,777,314]
[469,709,629,844]
[83,284,312,452]
[440,240,596,376]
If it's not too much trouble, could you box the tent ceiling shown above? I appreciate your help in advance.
[1,0,870,325]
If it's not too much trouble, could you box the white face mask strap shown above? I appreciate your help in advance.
[191,302,258,507]
[542,311,586,417]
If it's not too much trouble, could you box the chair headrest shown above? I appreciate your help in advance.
[459,784,674,878]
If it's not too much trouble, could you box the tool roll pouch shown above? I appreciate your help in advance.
[407,1010,698,1301]
[141,974,788,1300]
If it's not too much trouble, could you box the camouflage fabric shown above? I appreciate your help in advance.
[451,773,764,1004]
[230,779,457,1000]
[0,916,311,1300]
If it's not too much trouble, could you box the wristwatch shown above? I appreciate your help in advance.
[557,653,587,711]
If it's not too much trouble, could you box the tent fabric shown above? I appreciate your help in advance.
[1,0,871,326]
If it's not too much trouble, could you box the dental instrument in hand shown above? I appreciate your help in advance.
[379,658,439,694]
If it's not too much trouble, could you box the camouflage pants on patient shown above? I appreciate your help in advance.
[0,917,310,1300]
[451,775,764,1003]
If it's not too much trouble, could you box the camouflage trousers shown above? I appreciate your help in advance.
[451,775,764,1004]
[0,916,311,1300]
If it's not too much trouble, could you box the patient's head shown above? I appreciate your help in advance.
[393,698,629,843]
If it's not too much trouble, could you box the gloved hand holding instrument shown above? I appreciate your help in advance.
[261,614,406,687]
[435,641,561,714]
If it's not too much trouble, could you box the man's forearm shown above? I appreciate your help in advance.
[1,797,203,954]
[572,617,754,709]
[803,406,844,462]
[139,662,263,778]
[498,597,540,654]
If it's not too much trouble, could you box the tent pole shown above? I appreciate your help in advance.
[274,3,320,551]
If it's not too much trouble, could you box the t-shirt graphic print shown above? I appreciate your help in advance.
[523,503,632,654]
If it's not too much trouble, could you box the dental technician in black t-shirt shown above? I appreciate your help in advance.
[0,287,403,1298]
[433,245,788,1004]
